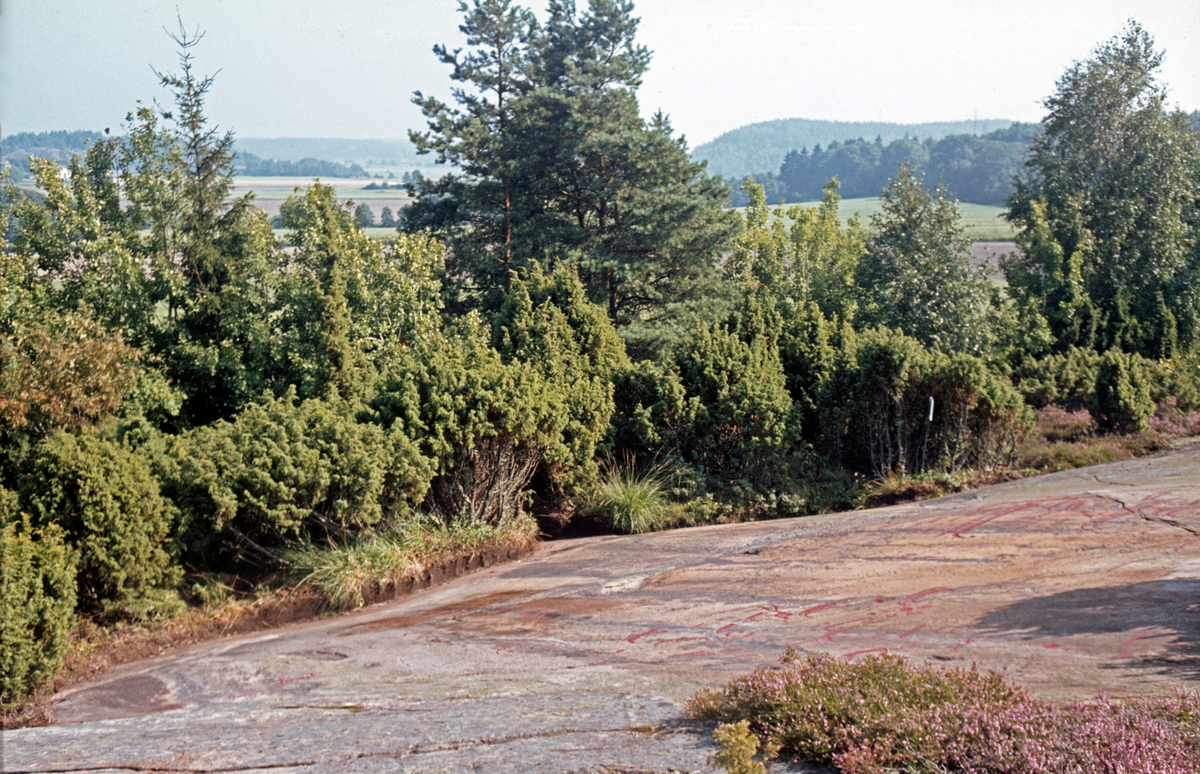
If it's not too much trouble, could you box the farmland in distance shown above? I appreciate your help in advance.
[736,197,1016,242]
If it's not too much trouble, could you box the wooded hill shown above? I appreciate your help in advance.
[726,123,1040,207]
[693,118,1013,180]
[233,137,422,167]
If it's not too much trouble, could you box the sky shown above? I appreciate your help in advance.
[2,0,1198,148]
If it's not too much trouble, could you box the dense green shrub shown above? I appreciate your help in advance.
[1015,345,1200,423]
[1092,348,1154,433]
[23,432,179,608]
[777,300,841,442]
[167,391,432,560]
[607,359,692,457]
[370,320,567,524]
[0,510,76,705]
[1145,349,1200,411]
[932,352,1031,471]
[1010,346,1101,410]
[820,328,1029,475]
[274,183,446,397]
[819,327,928,473]
[671,314,794,494]
[492,265,626,489]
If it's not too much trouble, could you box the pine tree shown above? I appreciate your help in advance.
[407,0,537,303]
[405,0,738,325]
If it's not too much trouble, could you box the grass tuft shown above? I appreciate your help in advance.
[285,513,538,611]
[586,454,676,534]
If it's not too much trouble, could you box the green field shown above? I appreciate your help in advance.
[736,197,1017,241]
[248,183,1014,243]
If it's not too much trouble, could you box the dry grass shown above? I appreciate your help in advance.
[285,513,539,611]
[1014,404,1180,473]
[861,400,1197,508]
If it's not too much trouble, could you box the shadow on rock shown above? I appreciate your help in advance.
[970,579,1200,680]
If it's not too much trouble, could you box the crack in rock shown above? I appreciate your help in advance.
[1093,492,1200,537]
[1092,473,1136,487]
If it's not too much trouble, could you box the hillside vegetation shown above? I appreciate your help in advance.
[2,7,1199,736]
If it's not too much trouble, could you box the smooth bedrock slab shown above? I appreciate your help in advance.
[5,447,1198,773]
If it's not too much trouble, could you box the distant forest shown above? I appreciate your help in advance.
[1,130,371,179]
[692,118,1014,179]
[2,130,106,179]
[728,123,1039,206]
[700,113,1200,206]
[233,137,420,166]
[237,153,366,177]
[7,112,1198,198]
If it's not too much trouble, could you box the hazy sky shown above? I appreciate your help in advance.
[2,0,1198,147]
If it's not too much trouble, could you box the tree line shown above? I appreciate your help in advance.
[691,117,1015,181]
[2,130,370,182]
[2,6,1199,710]
[237,152,367,177]
[729,124,1039,207]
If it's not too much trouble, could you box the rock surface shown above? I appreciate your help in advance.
[5,447,1199,773]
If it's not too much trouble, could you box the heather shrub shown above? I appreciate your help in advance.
[1151,396,1200,437]
[23,431,180,608]
[690,649,1200,774]
[1033,404,1095,442]
[0,512,76,705]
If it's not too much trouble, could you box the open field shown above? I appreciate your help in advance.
[232,176,406,199]
[271,226,400,243]
[738,197,1018,241]
[232,176,412,220]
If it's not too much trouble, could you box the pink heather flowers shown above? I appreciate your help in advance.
[1149,397,1200,438]
[689,650,1200,774]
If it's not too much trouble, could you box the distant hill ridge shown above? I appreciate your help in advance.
[692,117,1014,179]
